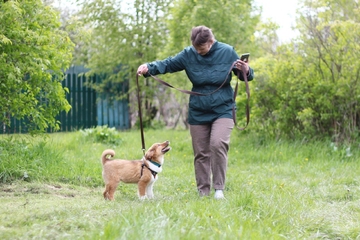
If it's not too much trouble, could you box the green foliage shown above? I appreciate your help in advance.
[77,0,170,83]
[80,125,122,145]
[74,0,171,127]
[254,20,280,56]
[166,0,260,54]
[250,0,360,143]
[0,0,74,133]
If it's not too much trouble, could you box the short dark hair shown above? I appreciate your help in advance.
[190,26,215,47]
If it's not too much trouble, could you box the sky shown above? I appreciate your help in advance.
[254,0,300,43]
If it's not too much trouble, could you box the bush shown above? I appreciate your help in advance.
[80,125,122,145]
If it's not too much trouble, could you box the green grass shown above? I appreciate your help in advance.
[1,129,360,239]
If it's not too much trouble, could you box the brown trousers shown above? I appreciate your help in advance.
[189,118,234,196]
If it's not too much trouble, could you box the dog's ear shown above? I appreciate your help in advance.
[145,149,154,160]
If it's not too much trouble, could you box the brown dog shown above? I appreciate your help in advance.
[101,141,171,200]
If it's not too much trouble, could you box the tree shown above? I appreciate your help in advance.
[255,21,280,56]
[250,0,360,143]
[165,0,259,53]
[0,0,74,133]
[295,0,360,142]
[76,0,171,127]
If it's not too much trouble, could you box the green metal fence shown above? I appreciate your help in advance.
[58,66,98,131]
[2,66,130,133]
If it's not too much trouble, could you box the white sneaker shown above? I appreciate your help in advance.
[214,190,225,199]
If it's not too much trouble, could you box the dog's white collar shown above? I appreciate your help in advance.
[145,159,162,173]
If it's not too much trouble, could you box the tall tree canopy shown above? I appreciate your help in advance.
[164,0,259,55]
[0,0,74,133]
[78,0,169,83]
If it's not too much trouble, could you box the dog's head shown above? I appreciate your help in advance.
[144,140,171,165]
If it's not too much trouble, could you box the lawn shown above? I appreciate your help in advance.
[0,129,359,239]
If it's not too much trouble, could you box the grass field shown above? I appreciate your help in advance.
[0,129,360,239]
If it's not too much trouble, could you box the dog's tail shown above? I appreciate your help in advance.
[101,149,115,165]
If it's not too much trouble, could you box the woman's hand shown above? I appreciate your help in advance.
[137,64,148,76]
[235,60,249,74]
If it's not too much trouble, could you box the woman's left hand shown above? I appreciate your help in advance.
[235,60,249,74]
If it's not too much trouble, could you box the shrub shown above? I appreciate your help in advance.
[80,125,122,145]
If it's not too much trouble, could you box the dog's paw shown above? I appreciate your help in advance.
[139,195,148,201]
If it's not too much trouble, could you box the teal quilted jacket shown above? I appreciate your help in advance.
[145,41,254,125]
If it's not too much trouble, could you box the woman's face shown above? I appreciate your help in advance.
[194,41,213,56]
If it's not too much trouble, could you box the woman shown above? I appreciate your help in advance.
[137,25,254,199]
